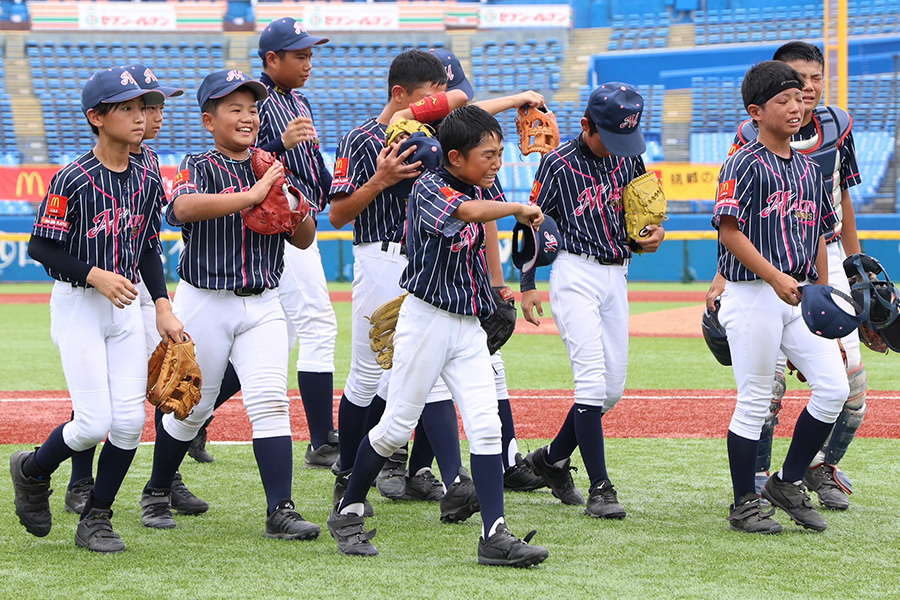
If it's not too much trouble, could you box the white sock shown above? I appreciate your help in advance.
[552,458,568,469]
[810,451,826,467]
[484,516,505,539]
[414,467,432,477]
[339,502,364,517]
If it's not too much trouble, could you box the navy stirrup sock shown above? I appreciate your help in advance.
[408,418,435,475]
[574,404,608,487]
[781,408,835,483]
[69,447,96,487]
[470,453,505,539]
[91,442,137,508]
[339,436,387,509]
[253,436,294,514]
[727,431,759,504]
[27,423,73,478]
[547,405,578,464]
[497,398,516,470]
[215,361,242,410]
[420,400,461,486]
[146,426,191,490]
[337,394,371,472]
[298,371,335,449]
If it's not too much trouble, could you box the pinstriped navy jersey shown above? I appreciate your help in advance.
[131,144,166,253]
[712,140,838,282]
[482,179,506,203]
[168,149,288,290]
[257,74,332,212]
[528,136,645,260]
[401,167,495,318]
[330,118,407,245]
[32,150,164,286]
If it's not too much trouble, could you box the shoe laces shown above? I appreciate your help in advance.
[595,483,618,504]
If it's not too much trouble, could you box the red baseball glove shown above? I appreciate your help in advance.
[242,149,310,235]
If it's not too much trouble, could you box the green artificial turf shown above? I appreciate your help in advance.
[0,439,897,600]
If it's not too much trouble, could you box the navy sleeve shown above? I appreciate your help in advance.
[27,235,92,284]
[138,245,168,301]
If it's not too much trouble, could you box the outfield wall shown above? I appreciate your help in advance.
[2,214,900,283]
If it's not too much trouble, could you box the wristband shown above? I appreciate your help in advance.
[409,91,451,124]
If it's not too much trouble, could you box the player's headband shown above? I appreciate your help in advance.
[745,78,803,109]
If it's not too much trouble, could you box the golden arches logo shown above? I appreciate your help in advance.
[16,171,45,198]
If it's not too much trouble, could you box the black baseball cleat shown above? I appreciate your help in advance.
[187,419,214,463]
[524,446,584,505]
[376,448,408,500]
[76,508,125,553]
[585,480,626,519]
[761,474,827,531]
[803,463,850,510]
[265,500,320,540]
[304,429,340,469]
[10,450,53,537]
[327,508,378,556]
[504,453,546,492]
[477,524,549,568]
[440,467,480,524]
[727,493,783,534]
[171,472,209,515]
[333,469,374,517]
[401,468,445,502]
[140,488,176,529]
[65,476,94,515]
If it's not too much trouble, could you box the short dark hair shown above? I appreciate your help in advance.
[583,109,597,134]
[741,60,803,111]
[437,105,502,165]
[387,49,447,102]
[85,101,122,135]
[773,41,825,68]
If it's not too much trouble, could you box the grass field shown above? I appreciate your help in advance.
[1,280,898,599]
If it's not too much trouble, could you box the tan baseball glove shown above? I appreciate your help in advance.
[368,293,408,370]
[242,149,310,236]
[147,333,202,420]
[623,172,668,254]
[515,105,560,156]
[385,119,435,147]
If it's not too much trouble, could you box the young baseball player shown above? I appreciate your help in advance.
[328,49,467,513]
[61,64,210,519]
[707,41,865,511]
[520,82,665,519]
[139,69,320,541]
[327,105,549,567]
[713,60,849,533]
[12,67,181,553]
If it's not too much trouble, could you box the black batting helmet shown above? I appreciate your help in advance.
[844,253,900,353]
[702,298,731,366]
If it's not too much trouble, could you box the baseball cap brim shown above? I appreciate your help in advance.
[282,35,329,51]
[595,126,646,157]
[449,77,475,101]
[157,85,185,98]
[209,80,268,103]
[92,88,166,110]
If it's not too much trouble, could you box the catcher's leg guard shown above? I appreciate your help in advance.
[754,371,785,474]
[822,364,867,466]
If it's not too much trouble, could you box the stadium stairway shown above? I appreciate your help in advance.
[556,28,610,103]
[662,89,692,162]
[225,31,253,75]
[667,24,695,48]
[2,31,46,163]
[447,30,473,82]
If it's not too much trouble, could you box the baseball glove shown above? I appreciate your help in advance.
[623,172,668,254]
[242,149,310,236]
[147,333,202,420]
[368,293,408,370]
[515,105,560,156]
[480,286,517,355]
[386,119,435,147]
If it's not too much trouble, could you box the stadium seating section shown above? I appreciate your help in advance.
[607,13,669,51]
[0,54,21,165]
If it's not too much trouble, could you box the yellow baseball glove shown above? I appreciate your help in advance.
[623,172,667,254]
[368,293,408,370]
[385,119,435,147]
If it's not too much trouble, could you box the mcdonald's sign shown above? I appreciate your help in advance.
[16,171,45,198]
[0,166,61,201]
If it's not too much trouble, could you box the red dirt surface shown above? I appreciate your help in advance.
[2,389,897,444]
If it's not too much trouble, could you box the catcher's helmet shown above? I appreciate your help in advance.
[389,132,443,199]
[512,215,560,272]
[702,298,731,366]
[799,284,865,339]
[844,253,900,352]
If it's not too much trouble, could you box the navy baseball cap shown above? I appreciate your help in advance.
[81,67,166,115]
[429,48,474,101]
[387,132,443,198]
[800,284,865,339]
[197,70,267,111]
[587,82,646,157]
[127,64,184,98]
[512,215,560,273]
[258,17,329,60]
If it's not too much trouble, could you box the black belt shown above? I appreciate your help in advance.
[787,272,806,282]
[233,287,266,297]
[381,240,408,257]
[595,256,626,266]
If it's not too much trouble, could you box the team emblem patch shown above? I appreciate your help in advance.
[334,158,348,178]
[143,68,158,84]
[727,143,739,157]
[620,113,640,130]
[439,186,462,201]
[717,179,735,201]
[174,169,190,187]
[543,230,558,253]
[528,181,541,204]
[226,70,246,82]
[46,194,68,218]
[121,71,138,87]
